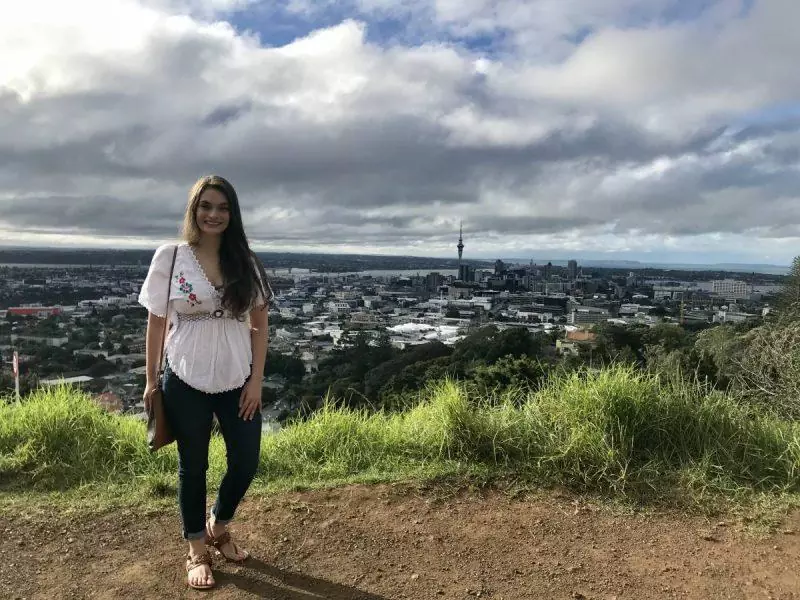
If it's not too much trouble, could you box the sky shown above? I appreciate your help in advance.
[1,0,799,265]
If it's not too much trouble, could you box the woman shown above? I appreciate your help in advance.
[138,175,271,590]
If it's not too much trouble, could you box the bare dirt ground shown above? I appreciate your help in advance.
[1,483,798,600]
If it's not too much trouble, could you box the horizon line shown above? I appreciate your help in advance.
[0,244,791,270]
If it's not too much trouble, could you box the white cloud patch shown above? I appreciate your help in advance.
[0,0,799,264]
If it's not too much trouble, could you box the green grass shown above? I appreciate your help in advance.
[1,366,799,514]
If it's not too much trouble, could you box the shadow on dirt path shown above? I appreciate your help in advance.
[216,558,389,599]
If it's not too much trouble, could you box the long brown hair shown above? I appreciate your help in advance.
[182,175,271,316]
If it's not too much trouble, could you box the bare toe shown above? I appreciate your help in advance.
[186,553,214,589]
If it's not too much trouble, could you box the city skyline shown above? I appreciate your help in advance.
[2,1,800,265]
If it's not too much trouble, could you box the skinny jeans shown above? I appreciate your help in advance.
[162,363,262,540]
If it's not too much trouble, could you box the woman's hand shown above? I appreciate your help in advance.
[239,378,262,420]
[143,381,158,413]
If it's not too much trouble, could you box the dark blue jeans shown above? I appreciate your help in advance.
[162,365,262,540]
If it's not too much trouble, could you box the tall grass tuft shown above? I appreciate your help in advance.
[0,385,176,488]
[522,367,800,494]
[2,367,799,504]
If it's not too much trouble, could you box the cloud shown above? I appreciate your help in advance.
[0,0,799,264]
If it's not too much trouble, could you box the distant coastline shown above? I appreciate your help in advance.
[0,262,788,277]
[0,247,790,276]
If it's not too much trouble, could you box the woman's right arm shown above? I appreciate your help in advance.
[143,312,166,409]
[138,243,175,410]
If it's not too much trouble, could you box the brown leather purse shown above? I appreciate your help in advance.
[147,245,178,452]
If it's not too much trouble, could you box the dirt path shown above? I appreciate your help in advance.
[1,484,798,599]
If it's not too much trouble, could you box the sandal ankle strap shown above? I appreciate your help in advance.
[186,551,213,572]
[210,530,232,549]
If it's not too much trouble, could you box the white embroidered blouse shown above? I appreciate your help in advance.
[138,242,268,394]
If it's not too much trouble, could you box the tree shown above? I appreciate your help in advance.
[731,321,800,419]
[775,255,800,317]
[364,341,452,399]
[451,326,545,366]
[264,351,306,383]
[588,323,647,366]
[88,360,117,377]
[469,355,548,398]
[649,305,668,318]
[288,331,402,410]
[642,323,692,353]
[692,325,745,389]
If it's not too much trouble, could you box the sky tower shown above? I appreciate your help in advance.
[457,221,464,268]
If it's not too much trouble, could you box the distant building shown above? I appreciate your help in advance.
[712,279,753,301]
[334,290,359,301]
[714,309,759,324]
[619,303,643,316]
[557,329,598,355]
[426,272,444,292]
[535,280,571,294]
[40,375,94,387]
[458,264,476,282]
[95,391,123,414]
[487,277,509,290]
[568,306,609,325]
[568,260,578,280]
[327,301,352,314]
[447,282,472,300]
[361,296,384,310]
[349,312,382,329]
[10,334,69,347]
[8,306,62,318]
[653,285,688,301]
[566,329,597,342]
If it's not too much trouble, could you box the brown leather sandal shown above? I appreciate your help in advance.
[206,520,250,563]
[185,551,215,590]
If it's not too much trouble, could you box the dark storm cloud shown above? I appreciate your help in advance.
[0,89,731,214]
[0,196,184,238]
[201,102,254,127]
[1,106,798,244]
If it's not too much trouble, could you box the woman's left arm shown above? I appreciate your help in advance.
[239,306,269,420]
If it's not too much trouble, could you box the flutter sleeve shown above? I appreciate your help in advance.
[251,254,273,310]
[138,244,176,317]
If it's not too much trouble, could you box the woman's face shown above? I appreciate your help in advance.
[195,187,230,236]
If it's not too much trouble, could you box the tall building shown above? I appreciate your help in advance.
[568,306,609,325]
[712,279,753,301]
[568,260,578,280]
[457,221,464,270]
[458,264,475,282]
[426,272,444,292]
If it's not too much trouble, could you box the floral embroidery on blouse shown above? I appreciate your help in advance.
[174,271,202,307]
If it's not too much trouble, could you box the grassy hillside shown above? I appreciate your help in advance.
[2,365,799,512]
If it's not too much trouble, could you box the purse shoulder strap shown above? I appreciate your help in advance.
[158,245,179,377]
